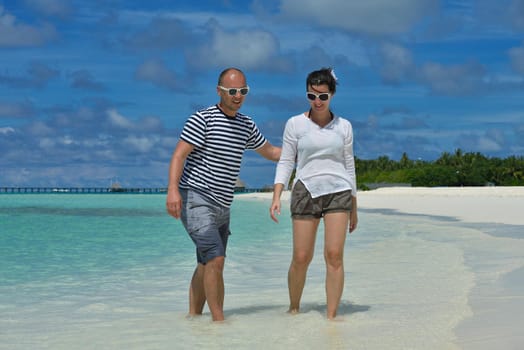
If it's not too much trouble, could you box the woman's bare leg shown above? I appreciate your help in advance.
[323,212,349,319]
[288,218,319,313]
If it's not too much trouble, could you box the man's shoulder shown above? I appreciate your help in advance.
[195,104,221,117]
[234,111,253,123]
[188,105,225,125]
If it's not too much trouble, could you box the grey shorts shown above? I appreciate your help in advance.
[291,180,352,219]
[180,188,231,264]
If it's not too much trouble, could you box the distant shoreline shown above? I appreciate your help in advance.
[0,187,271,194]
[2,185,523,196]
[0,187,168,194]
[236,186,524,225]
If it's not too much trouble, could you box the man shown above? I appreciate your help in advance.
[166,67,281,321]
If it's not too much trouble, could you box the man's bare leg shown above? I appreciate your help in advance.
[188,264,206,316]
[203,256,225,321]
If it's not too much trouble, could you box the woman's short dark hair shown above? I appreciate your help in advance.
[306,67,338,94]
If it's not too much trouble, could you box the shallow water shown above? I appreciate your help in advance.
[1,194,523,349]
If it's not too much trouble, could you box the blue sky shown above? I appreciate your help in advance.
[1,0,523,188]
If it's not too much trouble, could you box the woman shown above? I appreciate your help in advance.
[270,67,358,320]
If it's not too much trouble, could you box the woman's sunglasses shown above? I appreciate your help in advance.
[218,85,250,96]
[306,92,331,101]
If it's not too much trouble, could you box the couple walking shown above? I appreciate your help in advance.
[166,67,358,321]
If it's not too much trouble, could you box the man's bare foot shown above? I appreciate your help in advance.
[185,313,202,320]
[327,315,344,322]
[211,319,227,324]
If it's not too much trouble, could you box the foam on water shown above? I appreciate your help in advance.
[1,194,523,349]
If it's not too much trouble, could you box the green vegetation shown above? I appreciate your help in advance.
[357,149,524,190]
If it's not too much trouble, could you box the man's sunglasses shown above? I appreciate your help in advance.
[218,85,250,96]
[306,92,331,101]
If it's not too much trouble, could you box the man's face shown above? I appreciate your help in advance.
[217,71,248,116]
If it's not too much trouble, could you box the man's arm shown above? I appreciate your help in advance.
[256,141,281,161]
[166,140,194,219]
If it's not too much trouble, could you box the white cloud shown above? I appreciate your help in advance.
[0,5,57,47]
[139,116,163,132]
[106,109,134,129]
[456,129,507,153]
[188,24,282,70]
[123,135,155,153]
[121,17,191,50]
[69,70,105,91]
[378,43,488,98]
[135,59,183,91]
[39,137,55,149]
[60,135,74,145]
[0,102,33,118]
[28,121,54,136]
[0,126,15,134]
[417,61,487,95]
[23,0,72,19]
[213,29,279,67]
[378,42,414,83]
[508,43,524,75]
[278,0,439,35]
[509,0,524,30]
[477,136,503,152]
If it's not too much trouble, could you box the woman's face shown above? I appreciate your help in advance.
[306,83,332,113]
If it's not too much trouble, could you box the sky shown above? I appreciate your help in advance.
[1,0,524,188]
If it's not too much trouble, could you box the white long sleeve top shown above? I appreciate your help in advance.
[274,112,357,198]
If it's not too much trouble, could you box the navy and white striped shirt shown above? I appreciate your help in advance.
[179,104,266,207]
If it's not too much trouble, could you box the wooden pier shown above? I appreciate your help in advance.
[0,187,268,194]
[0,187,167,194]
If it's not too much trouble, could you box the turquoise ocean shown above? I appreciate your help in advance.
[1,193,523,349]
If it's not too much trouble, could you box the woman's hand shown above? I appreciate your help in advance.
[270,200,281,223]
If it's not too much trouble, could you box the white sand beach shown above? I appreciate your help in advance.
[246,186,524,225]
[238,187,524,349]
[357,186,524,225]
